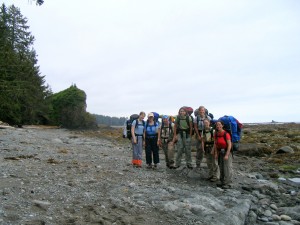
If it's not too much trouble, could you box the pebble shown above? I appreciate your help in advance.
[259,217,270,222]
[256,173,264,179]
[291,220,300,225]
[264,209,272,217]
[270,204,278,210]
[128,182,136,187]
[280,215,292,221]
[259,198,270,205]
[272,215,281,221]
[247,210,257,224]
[279,221,294,225]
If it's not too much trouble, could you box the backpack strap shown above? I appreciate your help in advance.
[160,122,173,140]
[186,115,189,127]
[210,128,214,142]
[135,119,145,128]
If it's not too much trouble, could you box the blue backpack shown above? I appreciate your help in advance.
[218,115,243,143]
[151,112,160,123]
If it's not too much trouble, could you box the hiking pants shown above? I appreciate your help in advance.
[145,137,159,165]
[132,136,143,166]
[204,145,219,179]
[175,132,192,167]
[218,149,233,185]
[161,139,175,167]
[196,135,204,167]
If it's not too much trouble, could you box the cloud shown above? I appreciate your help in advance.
[6,0,300,122]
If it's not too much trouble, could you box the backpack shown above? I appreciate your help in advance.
[126,114,139,140]
[210,119,218,129]
[176,115,194,135]
[145,121,159,137]
[182,106,193,116]
[202,127,214,145]
[218,115,243,144]
[160,122,174,139]
[196,114,211,131]
[181,106,195,135]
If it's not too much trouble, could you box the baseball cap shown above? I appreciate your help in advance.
[148,112,154,117]
[162,115,169,119]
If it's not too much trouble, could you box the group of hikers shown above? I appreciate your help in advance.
[123,106,243,189]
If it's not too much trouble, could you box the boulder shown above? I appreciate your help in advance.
[276,146,294,154]
[238,143,259,156]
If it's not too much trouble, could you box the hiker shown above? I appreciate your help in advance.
[131,111,146,168]
[194,106,212,169]
[213,120,233,189]
[144,112,160,169]
[202,118,219,181]
[157,115,175,169]
[173,107,193,169]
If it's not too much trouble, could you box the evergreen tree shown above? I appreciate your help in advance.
[0,4,51,125]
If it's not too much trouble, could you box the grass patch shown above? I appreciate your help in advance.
[279,165,299,171]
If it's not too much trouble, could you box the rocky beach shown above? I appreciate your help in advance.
[0,123,299,225]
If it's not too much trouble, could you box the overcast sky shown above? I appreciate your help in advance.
[4,0,300,122]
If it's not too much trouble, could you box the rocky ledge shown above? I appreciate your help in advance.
[0,123,299,225]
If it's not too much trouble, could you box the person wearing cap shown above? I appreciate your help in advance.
[157,115,175,169]
[144,112,160,169]
[131,111,146,167]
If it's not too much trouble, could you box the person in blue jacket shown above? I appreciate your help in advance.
[144,112,160,169]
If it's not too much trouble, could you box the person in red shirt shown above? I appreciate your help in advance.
[213,120,233,189]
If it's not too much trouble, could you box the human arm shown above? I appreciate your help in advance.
[194,122,201,140]
[157,126,161,147]
[172,122,177,143]
[189,117,193,136]
[131,121,136,144]
[224,133,232,160]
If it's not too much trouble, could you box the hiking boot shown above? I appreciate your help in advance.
[187,165,193,170]
[206,176,213,181]
[169,165,176,169]
[216,183,224,187]
[146,164,152,169]
[210,177,218,182]
[153,164,158,169]
[221,184,231,189]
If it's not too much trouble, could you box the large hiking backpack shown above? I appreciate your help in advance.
[182,106,193,116]
[210,119,218,129]
[126,114,139,140]
[218,115,243,143]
